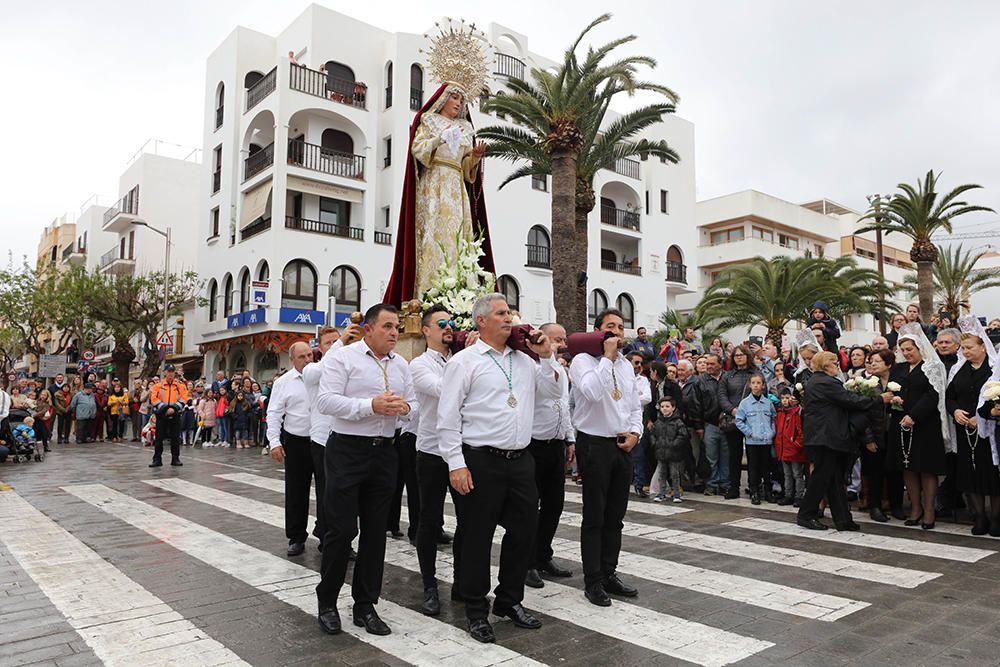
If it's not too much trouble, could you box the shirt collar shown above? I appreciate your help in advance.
[359,338,395,361]
[474,338,511,357]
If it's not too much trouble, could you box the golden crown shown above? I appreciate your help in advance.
[422,17,492,101]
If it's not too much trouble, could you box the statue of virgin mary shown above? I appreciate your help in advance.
[383,21,497,305]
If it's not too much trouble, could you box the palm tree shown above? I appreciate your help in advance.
[649,308,721,348]
[902,244,1000,316]
[695,256,894,343]
[479,14,679,332]
[859,170,994,321]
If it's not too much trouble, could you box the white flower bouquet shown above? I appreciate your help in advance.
[886,381,904,411]
[843,375,881,397]
[420,232,496,331]
[984,380,1000,408]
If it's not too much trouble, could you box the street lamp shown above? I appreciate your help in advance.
[865,193,888,335]
[131,221,172,368]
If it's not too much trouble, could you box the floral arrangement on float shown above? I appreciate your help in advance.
[420,232,496,331]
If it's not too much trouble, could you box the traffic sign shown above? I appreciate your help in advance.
[156,332,174,347]
[82,348,96,361]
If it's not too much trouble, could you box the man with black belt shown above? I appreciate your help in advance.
[525,322,574,589]
[410,305,473,616]
[267,342,315,557]
[149,364,189,467]
[388,392,421,542]
[439,293,558,644]
[570,308,643,607]
[315,304,416,637]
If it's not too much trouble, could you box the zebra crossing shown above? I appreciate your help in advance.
[3,455,999,666]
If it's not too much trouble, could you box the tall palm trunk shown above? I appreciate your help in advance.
[551,150,585,331]
[916,260,935,322]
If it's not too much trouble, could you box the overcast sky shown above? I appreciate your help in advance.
[3,0,1000,263]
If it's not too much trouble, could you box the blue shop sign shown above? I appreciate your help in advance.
[279,308,326,325]
[227,308,267,329]
[333,312,352,327]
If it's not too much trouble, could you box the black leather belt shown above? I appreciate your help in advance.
[530,437,566,446]
[339,433,395,448]
[463,444,526,459]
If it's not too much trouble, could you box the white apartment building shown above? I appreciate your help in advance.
[682,190,916,347]
[195,5,696,379]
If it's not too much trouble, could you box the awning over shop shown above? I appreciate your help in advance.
[287,175,363,204]
[240,180,273,228]
[199,330,311,356]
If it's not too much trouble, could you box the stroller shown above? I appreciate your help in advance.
[3,409,37,463]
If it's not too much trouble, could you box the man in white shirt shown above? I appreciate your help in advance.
[315,304,416,638]
[524,322,574,590]
[266,342,315,557]
[570,308,643,607]
[438,294,558,644]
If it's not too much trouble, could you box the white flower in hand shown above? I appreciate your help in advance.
[887,382,901,393]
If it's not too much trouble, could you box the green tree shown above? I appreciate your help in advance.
[0,260,63,358]
[0,325,25,373]
[859,170,994,321]
[695,256,895,343]
[902,244,1000,316]
[479,14,679,332]
[649,308,721,349]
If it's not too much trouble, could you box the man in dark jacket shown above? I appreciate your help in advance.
[806,301,841,353]
[689,354,726,494]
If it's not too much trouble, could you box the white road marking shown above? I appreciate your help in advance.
[726,517,995,563]
[65,483,541,667]
[161,477,774,666]
[0,489,248,667]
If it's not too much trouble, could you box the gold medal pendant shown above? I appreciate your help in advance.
[507,393,518,408]
[612,389,622,401]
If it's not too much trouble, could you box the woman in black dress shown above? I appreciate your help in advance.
[886,330,949,529]
[862,349,905,522]
[947,332,998,535]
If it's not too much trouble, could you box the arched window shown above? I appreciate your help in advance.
[409,64,423,110]
[215,83,225,128]
[208,279,218,322]
[616,293,635,329]
[526,225,550,268]
[666,245,683,263]
[384,61,393,108]
[588,289,608,322]
[281,260,317,310]
[257,261,269,282]
[223,274,234,317]
[330,266,361,319]
[324,61,357,101]
[244,71,264,89]
[239,268,251,313]
[256,351,279,382]
[232,351,247,371]
[321,128,353,154]
[497,274,520,312]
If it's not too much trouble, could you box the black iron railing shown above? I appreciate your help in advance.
[240,218,271,241]
[103,185,139,226]
[495,53,526,79]
[665,261,687,284]
[409,87,423,110]
[99,246,133,269]
[215,106,224,128]
[374,231,392,245]
[285,216,363,240]
[526,244,550,268]
[610,157,640,179]
[243,142,274,181]
[289,63,367,109]
[287,140,365,180]
[600,205,640,231]
[601,259,641,276]
[245,67,277,111]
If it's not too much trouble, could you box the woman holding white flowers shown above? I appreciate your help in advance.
[862,349,905,522]
[887,326,949,530]
[947,332,998,535]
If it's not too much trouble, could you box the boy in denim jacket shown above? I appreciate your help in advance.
[735,373,776,505]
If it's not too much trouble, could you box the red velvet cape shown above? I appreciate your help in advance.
[382,84,497,306]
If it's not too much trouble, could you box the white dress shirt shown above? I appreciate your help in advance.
[438,339,562,471]
[570,353,644,438]
[637,374,652,407]
[265,367,312,448]
[409,347,450,456]
[0,390,10,422]
[317,339,416,438]
[303,340,344,446]
[531,363,574,443]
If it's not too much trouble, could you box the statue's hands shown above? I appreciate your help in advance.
[472,143,486,159]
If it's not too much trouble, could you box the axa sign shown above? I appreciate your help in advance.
[279,308,326,325]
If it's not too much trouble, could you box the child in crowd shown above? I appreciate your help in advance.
[181,399,197,445]
[650,396,691,503]
[141,414,157,448]
[774,387,806,506]
[13,416,41,462]
[198,390,218,446]
[735,373,776,505]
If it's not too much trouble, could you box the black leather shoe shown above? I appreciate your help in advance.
[891,508,907,521]
[318,607,341,634]
[604,574,638,597]
[421,587,441,616]
[353,609,391,635]
[584,583,611,607]
[287,542,305,557]
[921,522,936,531]
[437,531,453,545]
[389,529,404,538]
[148,460,162,467]
[972,516,990,535]
[904,513,924,527]
[524,569,544,588]
[468,618,495,643]
[836,522,861,531]
[870,508,889,523]
[493,603,542,629]
[989,519,1000,538]
[538,560,572,578]
[723,488,740,500]
[170,459,183,466]
[797,517,829,530]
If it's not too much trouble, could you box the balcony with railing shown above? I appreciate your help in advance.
[99,246,135,276]
[665,261,687,284]
[243,143,274,181]
[240,217,271,241]
[60,243,86,266]
[374,231,392,246]
[526,244,551,269]
[495,53,526,79]
[285,216,364,240]
[245,67,277,112]
[605,157,640,180]
[102,185,140,232]
[409,87,423,111]
[289,63,367,109]
[287,140,365,180]
[601,259,641,276]
[600,205,641,232]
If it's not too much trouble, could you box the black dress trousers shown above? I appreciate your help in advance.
[415,451,461,589]
[282,431,314,545]
[528,437,567,567]
[388,431,420,538]
[316,433,397,613]
[153,411,181,462]
[453,446,537,621]
[798,446,852,526]
[576,432,631,587]
[310,440,327,544]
